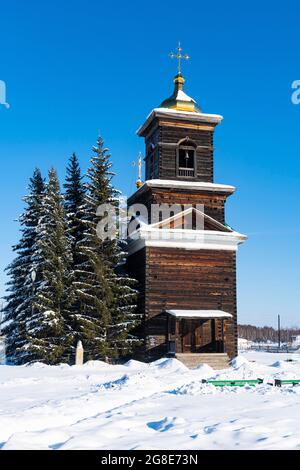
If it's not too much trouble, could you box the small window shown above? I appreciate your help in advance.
[179,148,195,169]
[177,142,196,178]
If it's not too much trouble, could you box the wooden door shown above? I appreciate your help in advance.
[180,319,213,353]
[194,321,202,351]
[181,319,194,352]
[197,320,213,352]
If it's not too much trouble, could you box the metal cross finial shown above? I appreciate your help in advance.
[169,42,190,74]
[132,152,144,188]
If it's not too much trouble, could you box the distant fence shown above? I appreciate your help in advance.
[248,344,300,353]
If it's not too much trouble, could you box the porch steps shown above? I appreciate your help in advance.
[176,353,230,370]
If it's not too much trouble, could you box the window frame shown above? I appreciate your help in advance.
[176,138,197,178]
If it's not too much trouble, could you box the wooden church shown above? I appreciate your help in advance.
[127,46,246,369]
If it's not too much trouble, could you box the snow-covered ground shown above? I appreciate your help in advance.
[1,351,300,450]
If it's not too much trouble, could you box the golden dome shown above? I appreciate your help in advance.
[160,73,201,113]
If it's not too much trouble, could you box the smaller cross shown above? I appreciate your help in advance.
[169,42,190,75]
[132,152,144,188]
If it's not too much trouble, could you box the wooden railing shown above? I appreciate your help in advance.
[178,168,195,177]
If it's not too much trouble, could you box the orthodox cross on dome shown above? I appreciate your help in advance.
[160,43,200,113]
[132,152,144,188]
[169,42,190,75]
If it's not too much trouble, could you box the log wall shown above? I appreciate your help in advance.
[127,247,238,360]
[144,116,216,182]
[128,186,229,225]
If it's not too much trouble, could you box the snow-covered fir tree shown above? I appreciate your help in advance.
[2,169,45,364]
[107,243,141,359]
[63,153,87,346]
[64,153,86,258]
[27,168,75,364]
[75,136,140,360]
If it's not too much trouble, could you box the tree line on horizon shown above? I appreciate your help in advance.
[1,137,141,365]
[238,324,300,343]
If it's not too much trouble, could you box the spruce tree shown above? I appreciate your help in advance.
[2,169,45,364]
[75,136,139,360]
[64,153,85,259]
[64,153,86,347]
[27,168,74,364]
[108,246,141,359]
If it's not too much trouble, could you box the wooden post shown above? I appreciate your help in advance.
[75,340,84,366]
[221,320,225,353]
[167,314,170,353]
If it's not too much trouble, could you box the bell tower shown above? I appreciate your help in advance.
[140,73,221,183]
[127,46,247,368]
[140,44,221,183]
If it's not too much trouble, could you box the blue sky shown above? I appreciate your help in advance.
[0,0,300,327]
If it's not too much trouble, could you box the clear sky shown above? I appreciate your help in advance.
[1,0,300,327]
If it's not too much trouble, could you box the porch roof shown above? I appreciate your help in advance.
[166,309,233,319]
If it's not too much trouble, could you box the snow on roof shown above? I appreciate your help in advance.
[144,179,235,193]
[137,108,224,135]
[175,89,196,103]
[152,107,223,120]
[166,309,233,319]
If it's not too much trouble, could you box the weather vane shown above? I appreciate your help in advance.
[169,42,190,75]
[132,152,144,188]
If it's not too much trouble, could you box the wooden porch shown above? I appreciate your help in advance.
[166,309,232,369]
